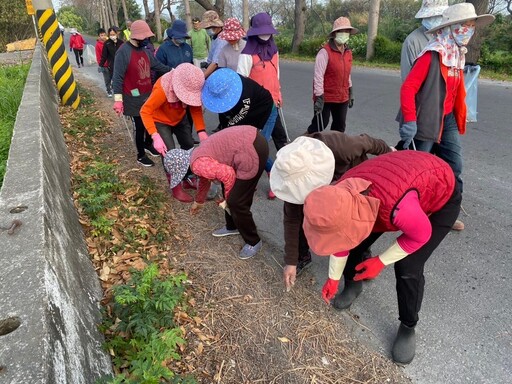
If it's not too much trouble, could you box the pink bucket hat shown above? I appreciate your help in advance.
[172,63,205,106]
[218,18,246,41]
[330,17,359,35]
[303,178,380,255]
[159,71,179,103]
[129,20,155,40]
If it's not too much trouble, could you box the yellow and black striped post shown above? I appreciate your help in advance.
[33,0,80,109]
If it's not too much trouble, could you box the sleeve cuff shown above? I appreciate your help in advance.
[114,94,123,102]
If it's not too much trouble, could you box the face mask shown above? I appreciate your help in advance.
[206,29,214,37]
[258,34,271,41]
[133,39,149,48]
[422,15,443,31]
[174,38,185,45]
[450,23,475,47]
[109,35,117,41]
[334,32,350,45]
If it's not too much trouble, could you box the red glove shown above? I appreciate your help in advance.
[198,131,208,142]
[354,256,385,281]
[321,278,339,304]
[113,101,124,116]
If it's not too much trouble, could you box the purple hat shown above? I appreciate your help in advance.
[247,12,278,37]
[163,148,194,189]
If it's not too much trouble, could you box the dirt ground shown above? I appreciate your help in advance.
[73,74,411,384]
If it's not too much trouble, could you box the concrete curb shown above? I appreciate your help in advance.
[0,45,112,383]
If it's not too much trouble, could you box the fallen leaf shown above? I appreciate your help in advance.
[278,337,291,343]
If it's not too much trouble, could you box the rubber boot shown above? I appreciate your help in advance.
[267,171,276,200]
[333,280,363,310]
[391,323,416,365]
[171,183,193,203]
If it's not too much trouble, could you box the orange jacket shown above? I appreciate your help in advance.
[140,77,205,135]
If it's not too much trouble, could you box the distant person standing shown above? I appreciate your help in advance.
[199,10,227,78]
[99,27,124,97]
[306,17,358,133]
[69,28,86,68]
[156,20,193,69]
[95,28,111,96]
[123,20,132,41]
[189,17,210,68]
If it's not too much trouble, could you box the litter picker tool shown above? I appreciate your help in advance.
[278,106,291,143]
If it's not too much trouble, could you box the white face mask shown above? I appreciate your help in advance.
[334,32,350,45]
[109,35,117,41]
[258,34,271,41]
[422,15,443,31]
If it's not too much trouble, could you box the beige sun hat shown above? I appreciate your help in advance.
[426,3,495,34]
[330,17,359,35]
[415,0,449,19]
[199,10,224,29]
[269,137,335,204]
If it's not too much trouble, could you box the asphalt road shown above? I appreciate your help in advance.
[74,51,511,383]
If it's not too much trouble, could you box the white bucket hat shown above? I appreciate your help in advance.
[426,3,495,33]
[415,0,449,19]
[269,137,335,204]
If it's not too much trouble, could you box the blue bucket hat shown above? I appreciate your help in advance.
[163,148,194,189]
[201,68,243,113]
[166,20,189,39]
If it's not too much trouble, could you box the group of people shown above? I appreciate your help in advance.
[93,1,494,366]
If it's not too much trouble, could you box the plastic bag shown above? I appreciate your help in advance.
[463,64,481,122]
[82,44,97,67]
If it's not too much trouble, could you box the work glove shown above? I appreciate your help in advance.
[348,87,354,108]
[113,101,124,116]
[399,121,417,150]
[200,61,208,69]
[151,132,167,155]
[198,131,208,142]
[322,278,340,304]
[354,256,385,281]
[314,94,324,114]
[97,66,104,73]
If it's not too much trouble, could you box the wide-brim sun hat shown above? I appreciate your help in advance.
[330,17,359,35]
[167,20,189,39]
[415,0,449,19]
[199,10,224,29]
[130,20,155,40]
[426,3,495,34]
[172,63,205,106]
[201,68,243,113]
[303,178,380,256]
[159,70,179,103]
[247,12,278,36]
[218,18,246,41]
[269,137,335,204]
[164,148,194,189]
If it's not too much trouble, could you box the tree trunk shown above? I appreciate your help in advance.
[242,0,249,30]
[194,0,224,17]
[142,0,150,20]
[106,0,115,30]
[184,0,192,32]
[154,0,162,41]
[111,0,119,28]
[291,0,306,54]
[465,0,490,65]
[120,0,129,24]
[366,0,381,60]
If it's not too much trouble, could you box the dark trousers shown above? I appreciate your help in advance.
[101,68,112,93]
[343,186,462,327]
[225,133,269,245]
[271,112,288,151]
[73,48,84,66]
[307,101,349,133]
[131,116,153,159]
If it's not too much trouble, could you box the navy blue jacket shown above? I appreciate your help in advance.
[156,40,193,69]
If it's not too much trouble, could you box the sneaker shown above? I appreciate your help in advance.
[452,219,465,231]
[239,240,262,259]
[296,255,312,276]
[212,226,240,237]
[268,189,276,200]
[107,92,113,98]
[145,146,160,157]
[137,156,155,167]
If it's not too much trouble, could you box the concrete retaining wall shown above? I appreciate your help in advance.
[0,45,112,383]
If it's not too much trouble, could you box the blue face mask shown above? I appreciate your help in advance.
[450,23,475,47]
[422,15,443,31]
[206,29,214,37]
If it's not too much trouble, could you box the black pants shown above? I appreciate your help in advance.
[307,101,349,133]
[225,133,269,245]
[271,113,288,151]
[72,48,84,66]
[342,186,462,327]
[131,116,153,159]
[101,68,112,93]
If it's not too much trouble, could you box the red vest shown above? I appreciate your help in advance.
[339,151,455,233]
[122,49,153,96]
[323,43,352,103]
[249,53,282,105]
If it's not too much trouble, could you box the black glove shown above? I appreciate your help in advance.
[314,94,324,114]
[348,87,354,108]
[200,61,208,69]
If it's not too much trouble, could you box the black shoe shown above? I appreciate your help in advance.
[144,146,160,157]
[392,323,416,365]
[137,156,155,167]
[333,280,363,310]
[296,253,312,276]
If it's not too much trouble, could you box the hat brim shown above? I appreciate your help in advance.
[165,148,194,189]
[426,14,495,34]
[171,32,190,39]
[199,21,224,29]
[201,69,243,113]
[330,26,359,35]
[218,30,246,41]
[246,26,279,37]
[131,31,155,40]
[173,79,203,107]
